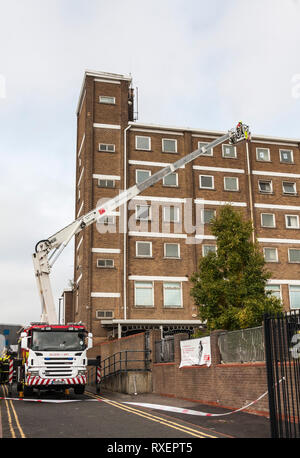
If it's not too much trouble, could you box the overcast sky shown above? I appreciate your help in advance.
[0,0,299,326]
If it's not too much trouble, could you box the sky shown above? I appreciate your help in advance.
[0,0,300,326]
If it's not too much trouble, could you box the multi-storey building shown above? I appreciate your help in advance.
[71,70,300,341]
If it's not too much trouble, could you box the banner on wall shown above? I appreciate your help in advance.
[179,337,211,368]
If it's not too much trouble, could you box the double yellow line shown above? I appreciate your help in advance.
[86,391,217,439]
[0,385,26,438]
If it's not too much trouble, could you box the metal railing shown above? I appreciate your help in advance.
[87,349,151,385]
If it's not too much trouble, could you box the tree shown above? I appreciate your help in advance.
[190,205,282,331]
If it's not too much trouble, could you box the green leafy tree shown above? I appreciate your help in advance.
[190,205,282,331]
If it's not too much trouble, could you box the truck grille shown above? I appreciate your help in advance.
[43,357,74,377]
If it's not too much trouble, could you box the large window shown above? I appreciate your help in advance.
[288,249,300,263]
[280,149,293,164]
[198,141,213,156]
[222,144,236,158]
[263,247,278,262]
[285,215,299,229]
[135,281,154,307]
[31,330,87,351]
[135,136,151,151]
[200,175,214,189]
[136,169,151,184]
[163,206,180,223]
[163,173,178,187]
[202,209,216,224]
[162,138,177,153]
[289,285,300,309]
[256,148,270,162]
[163,282,182,308]
[282,181,297,195]
[136,241,152,257]
[136,204,151,221]
[266,284,281,300]
[261,213,276,228]
[164,243,180,258]
[224,177,239,191]
[258,180,273,194]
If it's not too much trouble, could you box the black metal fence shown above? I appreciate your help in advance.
[264,311,300,438]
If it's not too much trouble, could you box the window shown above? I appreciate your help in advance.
[135,136,151,151]
[164,243,180,258]
[256,148,270,162]
[261,213,276,228]
[289,285,300,309]
[285,215,299,229]
[99,95,115,104]
[97,259,114,268]
[163,173,178,187]
[202,245,217,256]
[288,249,300,263]
[198,142,213,156]
[263,247,278,262]
[135,281,154,307]
[96,310,114,319]
[200,175,214,189]
[202,209,216,224]
[282,181,297,195]
[136,169,151,184]
[258,180,273,194]
[266,285,281,300]
[224,176,239,191]
[163,206,180,223]
[222,144,236,158]
[136,204,151,221]
[163,282,182,308]
[280,149,293,164]
[99,143,115,152]
[162,138,177,153]
[136,241,152,257]
[98,179,115,188]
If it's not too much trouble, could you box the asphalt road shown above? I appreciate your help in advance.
[0,384,271,444]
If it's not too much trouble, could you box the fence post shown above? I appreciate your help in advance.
[210,330,226,366]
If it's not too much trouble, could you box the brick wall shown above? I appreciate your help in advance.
[152,332,269,416]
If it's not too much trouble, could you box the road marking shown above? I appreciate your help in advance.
[1,385,25,438]
[86,392,217,439]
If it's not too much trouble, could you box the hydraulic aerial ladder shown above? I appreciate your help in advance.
[33,122,250,324]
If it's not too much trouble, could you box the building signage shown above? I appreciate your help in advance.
[179,337,211,368]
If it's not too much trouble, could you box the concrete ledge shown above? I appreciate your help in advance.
[101,371,152,394]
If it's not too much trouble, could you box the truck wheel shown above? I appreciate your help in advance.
[74,385,85,395]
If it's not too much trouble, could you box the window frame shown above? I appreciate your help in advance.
[288,248,300,263]
[222,144,237,159]
[256,147,271,162]
[202,244,217,256]
[135,136,151,151]
[266,284,282,301]
[96,259,115,268]
[285,214,300,229]
[163,206,180,223]
[163,172,178,187]
[99,95,116,104]
[201,209,216,224]
[289,284,300,310]
[263,247,278,263]
[258,179,273,194]
[136,241,152,258]
[97,179,115,188]
[224,176,239,192]
[99,143,115,153]
[135,169,151,184]
[162,138,177,154]
[164,243,180,259]
[282,181,297,195]
[199,174,214,190]
[198,141,213,157]
[163,282,183,308]
[261,213,276,228]
[135,204,151,221]
[279,149,294,164]
[134,281,154,307]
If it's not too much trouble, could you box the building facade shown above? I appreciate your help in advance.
[71,70,300,341]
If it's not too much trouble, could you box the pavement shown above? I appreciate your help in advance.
[89,386,271,439]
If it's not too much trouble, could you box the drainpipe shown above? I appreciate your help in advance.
[246,142,255,243]
[123,124,132,322]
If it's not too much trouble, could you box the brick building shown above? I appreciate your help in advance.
[69,70,300,341]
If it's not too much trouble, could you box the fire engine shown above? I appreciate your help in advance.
[14,121,250,396]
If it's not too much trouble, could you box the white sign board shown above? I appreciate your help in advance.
[179,337,211,368]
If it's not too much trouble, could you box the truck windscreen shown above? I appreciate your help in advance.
[31,330,87,351]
